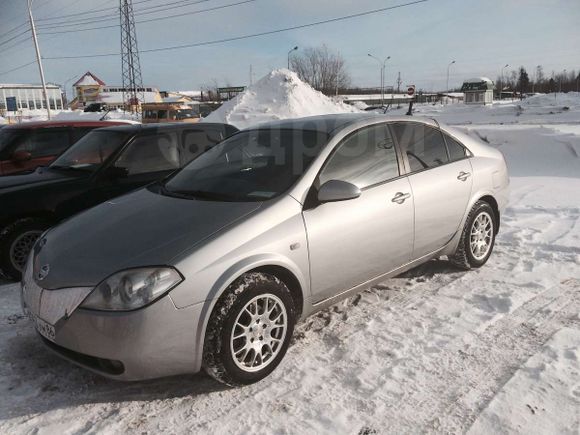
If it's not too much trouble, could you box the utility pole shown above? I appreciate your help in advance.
[120,0,144,115]
[249,65,253,86]
[27,0,51,119]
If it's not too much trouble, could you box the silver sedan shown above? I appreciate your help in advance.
[21,114,509,386]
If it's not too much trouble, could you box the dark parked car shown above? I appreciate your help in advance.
[0,122,238,280]
[0,120,128,176]
[84,103,108,113]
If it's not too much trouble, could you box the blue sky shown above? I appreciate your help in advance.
[0,0,578,94]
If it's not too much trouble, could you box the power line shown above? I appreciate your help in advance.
[0,28,30,49]
[37,0,215,29]
[0,60,37,77]
[43,0,429,59]
[39,0,256,35]
[35,0,159,22]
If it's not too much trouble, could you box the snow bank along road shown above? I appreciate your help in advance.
[1,113,579,434]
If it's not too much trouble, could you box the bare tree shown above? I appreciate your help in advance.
[290,44,351,94]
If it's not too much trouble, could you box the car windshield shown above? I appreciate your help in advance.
[51,130,131,171]
[162,128,329,201]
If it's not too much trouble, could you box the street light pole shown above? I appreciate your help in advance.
[287,46,298,70]
[560,69,566,93]
[500,64,509,101]
[27,0,51,119]
[368,53,390,107]
[446,60,455,104]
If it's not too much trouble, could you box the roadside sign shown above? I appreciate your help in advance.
[6,96,17,111]
[407,85,416,97]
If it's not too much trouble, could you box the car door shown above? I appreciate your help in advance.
[93,131,181,202]
[302,122,414,303]
[392,122,473,259]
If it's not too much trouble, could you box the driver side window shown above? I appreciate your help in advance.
[392,123,449,172]
[319,123,399,189]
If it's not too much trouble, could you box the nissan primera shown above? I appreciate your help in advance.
[21,114,509,386]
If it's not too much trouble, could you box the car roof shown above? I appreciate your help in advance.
[98,122,237,133]
[3,120,129,130]
[239,113,439,135]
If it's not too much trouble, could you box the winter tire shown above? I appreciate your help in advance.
[202,272,296,386]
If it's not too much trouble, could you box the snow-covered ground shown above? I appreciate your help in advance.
[0,109,140,124]
[1,94,579,434]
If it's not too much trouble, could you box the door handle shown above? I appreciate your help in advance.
[391,192,411,204]
[457,171,471,181]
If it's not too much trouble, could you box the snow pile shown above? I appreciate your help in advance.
[204,69,358,129]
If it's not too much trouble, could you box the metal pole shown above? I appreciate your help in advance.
[500,64,509,101]
[287,46,298,70]
[28,0,51,119]
[446,60,455,103]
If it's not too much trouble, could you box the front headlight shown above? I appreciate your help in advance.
[80,267,183,311]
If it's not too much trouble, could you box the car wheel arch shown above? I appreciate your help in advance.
[190,256,308,372]
[478,194,500,234]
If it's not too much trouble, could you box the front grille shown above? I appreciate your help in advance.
[22,255,93,325]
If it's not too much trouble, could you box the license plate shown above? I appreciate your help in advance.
[34,316,56,342]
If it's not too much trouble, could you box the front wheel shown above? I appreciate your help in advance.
[202,272,296,386]
[450,201,496,269]
[0,218,48,281]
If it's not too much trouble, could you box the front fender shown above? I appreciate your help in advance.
[172,253,309,374]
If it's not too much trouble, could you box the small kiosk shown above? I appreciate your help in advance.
[461,77,494,105]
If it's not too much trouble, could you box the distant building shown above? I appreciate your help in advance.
[0,83,64,111]
[461,77,494,105]
[72,71,106,107]
[70,71,161,109]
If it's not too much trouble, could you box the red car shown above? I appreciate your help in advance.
[0,120,128,176]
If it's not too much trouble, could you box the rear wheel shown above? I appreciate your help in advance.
[202,272,295,386]
[450,201,496,269]
[0,219,48,281]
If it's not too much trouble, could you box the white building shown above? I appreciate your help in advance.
[461,77,494,105]
[0,83,64,111]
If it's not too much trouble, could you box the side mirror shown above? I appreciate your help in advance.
[12,150,32,162]
[317,180,361,203]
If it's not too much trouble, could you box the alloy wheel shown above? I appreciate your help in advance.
[470,211,493,261]
[230,294,288,373]
[9,230,42,272]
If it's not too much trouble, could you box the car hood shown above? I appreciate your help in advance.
[0,167,78,191]
[34,187,262,289]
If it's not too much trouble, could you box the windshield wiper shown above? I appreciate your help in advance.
[50,165,92,172]
[161,185,235,201]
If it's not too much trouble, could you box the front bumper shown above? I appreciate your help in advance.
[22,259,204,381]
